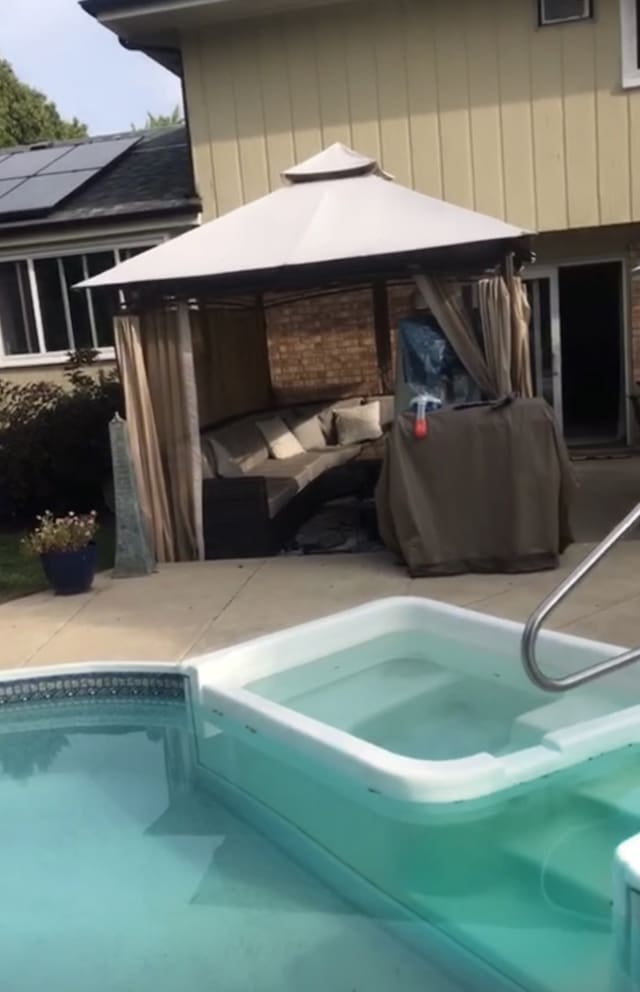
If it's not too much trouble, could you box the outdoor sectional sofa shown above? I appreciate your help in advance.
[201,396,394,558]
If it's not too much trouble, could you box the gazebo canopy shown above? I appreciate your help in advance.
[80,143,530,293]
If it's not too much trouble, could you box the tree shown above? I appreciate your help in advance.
[134,105,184,131]
[0,59,87,147]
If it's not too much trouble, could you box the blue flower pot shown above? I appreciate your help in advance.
[40,544,97,596]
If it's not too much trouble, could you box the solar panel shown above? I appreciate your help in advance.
[0,171,96,218]
[0,135,141,221]
[0,178,23,198]
[0,146,71,180]
[43,136,138,174]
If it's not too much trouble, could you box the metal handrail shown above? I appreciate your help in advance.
[521,501,640,692]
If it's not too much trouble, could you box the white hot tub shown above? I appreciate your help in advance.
[187,597,640,811]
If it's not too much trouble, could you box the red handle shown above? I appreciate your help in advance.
[413,416,428,439]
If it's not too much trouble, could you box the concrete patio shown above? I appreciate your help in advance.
[2,457,639,672]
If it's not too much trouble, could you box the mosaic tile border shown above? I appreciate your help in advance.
[0,672,186,707]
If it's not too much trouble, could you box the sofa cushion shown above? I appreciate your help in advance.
[257,416,306,459]
[335,401,382,445]
[201,435,217,480]
[317,398,362,443]
[245,453,322,490]
[307,445,362,474]
[202,436,244,478]
[287,411,326,451]
[211,419,269,472]
[367,395,395,429]
[265,478,299,518]
[244,446,358,491]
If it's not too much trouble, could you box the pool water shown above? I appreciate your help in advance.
[0,698,460,992]
[248,632,559,760]
[197,704,640,992]
[5,676,640,992]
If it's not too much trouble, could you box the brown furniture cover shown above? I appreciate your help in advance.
[376,398,575,576]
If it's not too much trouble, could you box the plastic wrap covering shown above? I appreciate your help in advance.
[395,316,480,414]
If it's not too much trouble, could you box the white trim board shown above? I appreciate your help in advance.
[620,0,640,89]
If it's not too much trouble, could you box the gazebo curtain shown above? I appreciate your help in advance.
[114,314,174,562]
[478,275,533,399]
[414,272,533,400]
[114,304,204,563]
[414,274,497,398]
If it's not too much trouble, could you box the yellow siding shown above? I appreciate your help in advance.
[182,0,640,232]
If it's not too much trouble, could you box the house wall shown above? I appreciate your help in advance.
[181,0,639,233]
[0,361,116,387]
[535,225,640,385]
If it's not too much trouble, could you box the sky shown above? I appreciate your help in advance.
[3,0,183,136]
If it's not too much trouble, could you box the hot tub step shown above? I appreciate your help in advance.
[408,870,611,992]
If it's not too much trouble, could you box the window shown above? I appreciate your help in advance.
[621,0,640,88]
[538,0,593,24]
[0,262,37,355]
[0,243,154,364]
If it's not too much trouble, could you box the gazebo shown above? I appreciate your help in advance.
[82,143,534,563]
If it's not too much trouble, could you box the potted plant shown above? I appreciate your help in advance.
[22,511,98,596]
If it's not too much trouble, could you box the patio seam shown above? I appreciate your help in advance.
[177,559,267,661]
[15,586,103,668]
[554,589,640,636]
[464,580,640,635]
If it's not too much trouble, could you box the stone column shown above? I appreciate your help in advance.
[109,413,155,578]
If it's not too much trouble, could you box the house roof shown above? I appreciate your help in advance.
[81,142,530,293]
[0,126,199,236]
[80,0,350,75]
[82,0,158,10]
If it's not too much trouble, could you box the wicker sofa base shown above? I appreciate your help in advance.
[203,460,380,560]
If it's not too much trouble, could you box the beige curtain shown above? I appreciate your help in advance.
[478,275,533,398]
[114,315,175,562]
[478,277,513,396]
[509,276,534,398]
[141,303,204,562]
[191,301,272,427]
[414,274,498,398]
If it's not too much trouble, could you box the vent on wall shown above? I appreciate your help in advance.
[538,0,593,24]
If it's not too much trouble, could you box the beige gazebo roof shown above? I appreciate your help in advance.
[80,143,529,290]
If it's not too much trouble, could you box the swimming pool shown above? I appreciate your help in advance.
[5,596,640,991]
[187,598,640,991]
[0,668,465,992]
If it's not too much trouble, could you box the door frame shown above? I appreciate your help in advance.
[524,256,629,445]
[523,266,563,433]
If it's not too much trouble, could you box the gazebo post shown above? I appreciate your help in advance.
[372,278,393,393]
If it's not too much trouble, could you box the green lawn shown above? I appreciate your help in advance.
[0,518,115,604]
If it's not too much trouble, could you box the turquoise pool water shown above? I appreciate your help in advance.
[4,678,640,992]
[248,631,543,760]
[0,697,461,992]
[197,704,640,992]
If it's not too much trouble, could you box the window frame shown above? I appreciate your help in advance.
[0,236,161,367]
[620,0,640,89]
[537,0,593,26]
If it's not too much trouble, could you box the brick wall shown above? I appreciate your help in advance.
[264,282,414,404]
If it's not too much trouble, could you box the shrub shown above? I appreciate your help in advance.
[0,351,122,524]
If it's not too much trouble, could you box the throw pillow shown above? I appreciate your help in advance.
[207,438,244,478]
[318,398,362,444]
[290,413,326,451]
[334,401,383,446]
[257,416,306,459]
